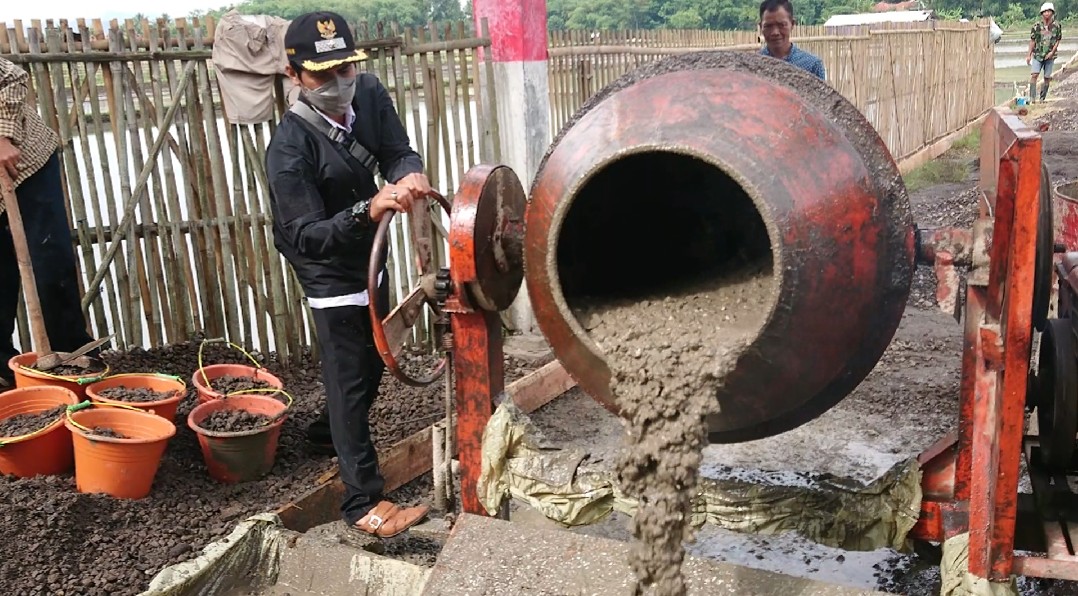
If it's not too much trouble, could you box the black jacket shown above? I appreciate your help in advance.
[265,73,424,299]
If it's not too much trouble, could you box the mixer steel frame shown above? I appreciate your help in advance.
[910,108,1074,582]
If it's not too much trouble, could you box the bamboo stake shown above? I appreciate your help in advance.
[107,25,143,348]
[192,21,242,344]
[148,20,197,340]
[76,23,126,342]
[63,26,110,339]
[240,126,291,364]
[162,22,210,340]
[123,20,165,347]
[81,61,194,310]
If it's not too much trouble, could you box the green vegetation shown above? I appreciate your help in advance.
[951,130,980,153]
[904,160,970,191]
[180,0,1077,32]
[903,132,977,192]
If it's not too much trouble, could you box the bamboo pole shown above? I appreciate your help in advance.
[122,20,165,347]
[81,60,194,310]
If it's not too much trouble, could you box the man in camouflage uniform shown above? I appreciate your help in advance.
[1028,1,1063,103]
[0,57,94,390]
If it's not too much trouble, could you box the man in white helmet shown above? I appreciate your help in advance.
[1027,1,1063,102]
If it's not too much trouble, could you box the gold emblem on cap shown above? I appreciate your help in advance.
[317,19,337,40]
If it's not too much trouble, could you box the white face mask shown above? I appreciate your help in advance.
[302,74,356,115]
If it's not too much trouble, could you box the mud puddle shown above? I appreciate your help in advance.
[574,263,774,594]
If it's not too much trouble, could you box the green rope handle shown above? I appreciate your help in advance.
[197,338,264,394]
[63,400,149,435]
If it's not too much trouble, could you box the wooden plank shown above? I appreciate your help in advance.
[277,358,577,531]
[507,360,577,413]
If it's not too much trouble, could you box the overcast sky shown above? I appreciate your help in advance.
[2,2,223,24]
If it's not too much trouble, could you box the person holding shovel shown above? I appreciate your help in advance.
[1028,2,1063,103]
[265,11,430,538]
[0,57,95,391]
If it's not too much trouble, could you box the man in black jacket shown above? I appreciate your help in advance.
[266,11,430,537]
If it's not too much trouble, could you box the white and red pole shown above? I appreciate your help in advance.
[472,0,551,333]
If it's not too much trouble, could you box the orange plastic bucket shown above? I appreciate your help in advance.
[8,352,109,399]
[0,386,79,477]
[65,406,176,499]
[187,394,288,483]
[86,374,186,422]
[190,364,283,405]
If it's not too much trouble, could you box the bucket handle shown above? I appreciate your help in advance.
[98,372,187,396]
[197,338,264,393]
[0,403,71,447]
[18,363,109,385]
[63,400,156,435]
[220,388,294,427]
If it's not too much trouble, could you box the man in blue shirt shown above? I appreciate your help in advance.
[758,0,826,80]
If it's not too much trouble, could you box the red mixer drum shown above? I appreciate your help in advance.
[524,52,916,443]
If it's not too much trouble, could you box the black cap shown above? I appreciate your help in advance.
[285,11,366,72]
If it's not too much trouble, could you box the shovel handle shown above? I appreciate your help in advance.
[0,171,51,356]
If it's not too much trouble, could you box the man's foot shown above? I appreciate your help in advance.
[352,501,430,538]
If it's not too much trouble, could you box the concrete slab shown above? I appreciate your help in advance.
[272,529,430,596]
[503,333,553,362]
[421,514,892,596]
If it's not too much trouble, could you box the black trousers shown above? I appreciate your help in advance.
[0,153,93,380]
[308,278,390,526]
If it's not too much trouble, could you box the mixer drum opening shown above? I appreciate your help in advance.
[524,52,914,443]
[556,150,775,314]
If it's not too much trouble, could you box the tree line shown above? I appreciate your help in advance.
[190,0,1074,32]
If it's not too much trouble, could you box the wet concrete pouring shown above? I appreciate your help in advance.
[575,265,772,594]
[0,338,539,595]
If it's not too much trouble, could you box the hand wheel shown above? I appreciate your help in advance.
[368,189,453,387]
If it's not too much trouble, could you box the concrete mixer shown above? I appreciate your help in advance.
[365,51,1072,589]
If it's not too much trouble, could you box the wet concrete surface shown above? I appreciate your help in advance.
[422,513,889,595]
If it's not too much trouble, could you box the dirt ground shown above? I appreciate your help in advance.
[0,338,537,595]
[520,72,1078,595]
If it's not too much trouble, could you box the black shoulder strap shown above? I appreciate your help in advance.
[290,101,379,177]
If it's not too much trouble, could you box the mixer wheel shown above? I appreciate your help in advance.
[368,192,453,388]
[1036,318,1078,469]
[1033,162,1055,332]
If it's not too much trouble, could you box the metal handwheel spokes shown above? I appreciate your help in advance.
[368,190,453,387]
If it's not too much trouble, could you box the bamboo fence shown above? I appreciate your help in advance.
[1,17,500,365]
[0,16,993,364]
[547,19,995,163]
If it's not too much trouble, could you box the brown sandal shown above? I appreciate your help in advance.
[354,500,430,538]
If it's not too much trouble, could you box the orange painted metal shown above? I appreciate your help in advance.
[913,108,1045,583]
[439,165,527,516]
[524,57,915,443]
[446,166,511,516]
